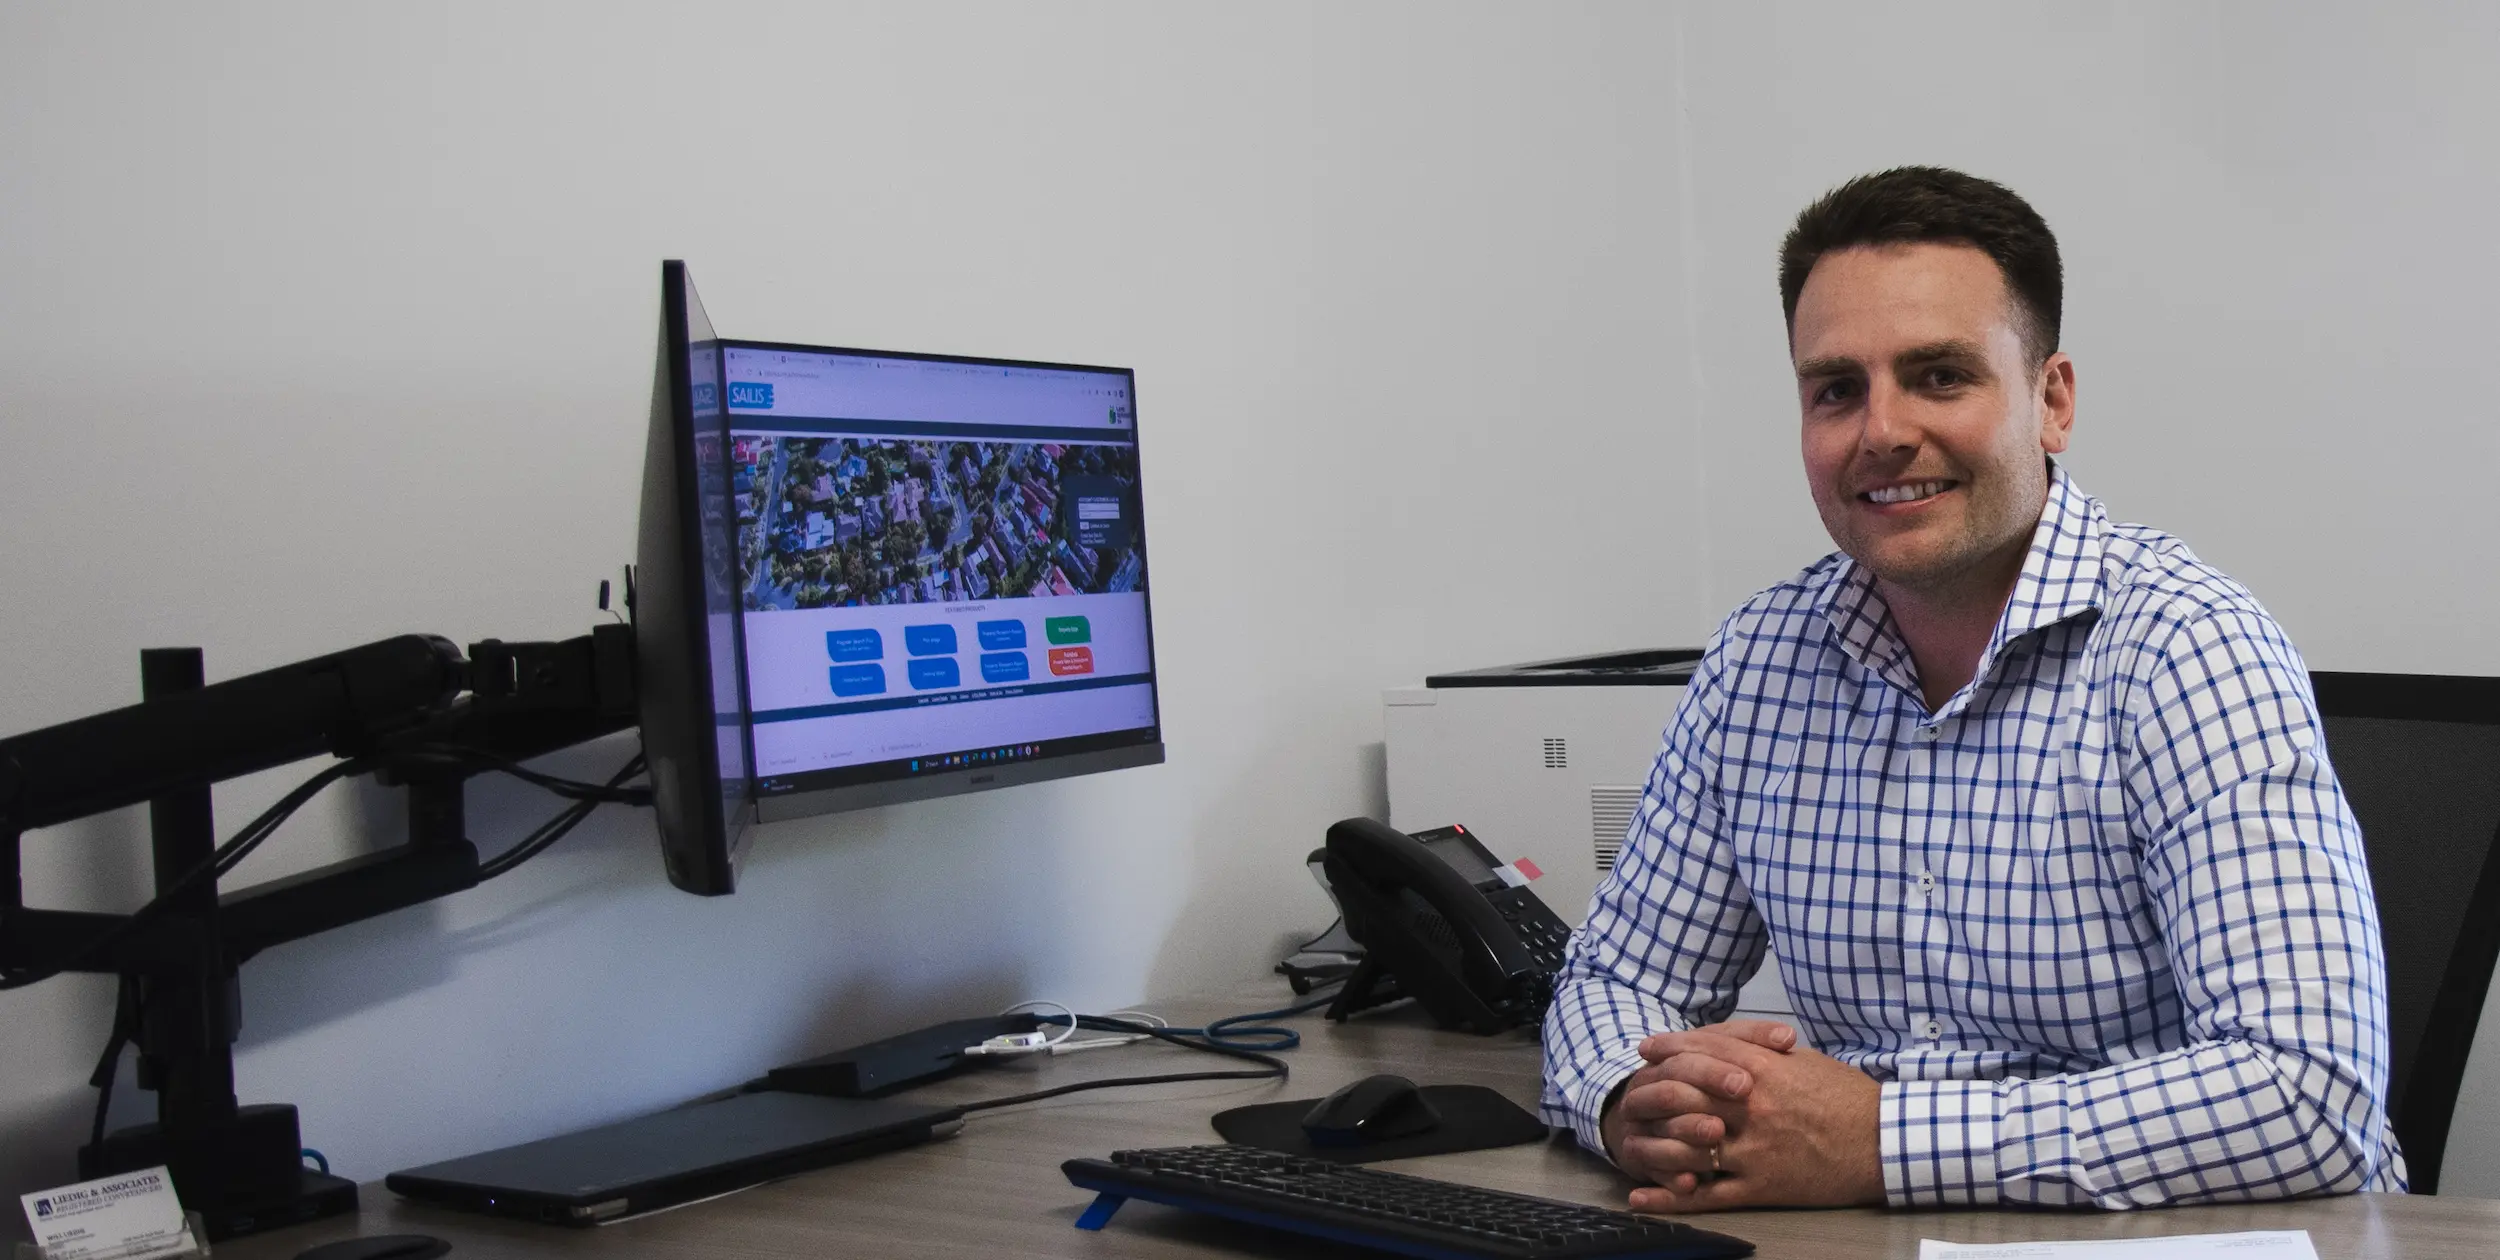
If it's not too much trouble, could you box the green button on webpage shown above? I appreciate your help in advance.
[1045,616,1091,645]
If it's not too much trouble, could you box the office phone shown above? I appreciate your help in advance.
[1318,817,1570,1035]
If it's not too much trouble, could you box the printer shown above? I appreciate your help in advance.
[1383,649,1790,1019]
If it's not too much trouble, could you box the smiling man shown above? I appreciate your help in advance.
[1542,168,2403,1211]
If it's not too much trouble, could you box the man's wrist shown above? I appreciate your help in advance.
[1597,1072,1636,1164]
[1557,1040,1651,1166]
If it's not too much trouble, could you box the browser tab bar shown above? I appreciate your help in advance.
[721,346,1129,432]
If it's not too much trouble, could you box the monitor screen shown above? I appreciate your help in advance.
[721,341,1163,817]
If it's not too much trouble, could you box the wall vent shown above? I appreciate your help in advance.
[1542,738,1568,769]
[1590,785,1642,871]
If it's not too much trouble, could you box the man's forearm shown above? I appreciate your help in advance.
[1884,1039,2397,1208]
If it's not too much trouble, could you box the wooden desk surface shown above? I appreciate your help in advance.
[221,989,2500,1260]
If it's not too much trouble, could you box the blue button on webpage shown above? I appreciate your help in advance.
[908,657,960,690]
[979,651,1029,683]
[905,624,958,656]
[977,619,1026,650]
[829,663,887,697]
[826,628,884,662]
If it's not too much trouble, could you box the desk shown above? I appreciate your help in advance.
[220,988,2499,1260]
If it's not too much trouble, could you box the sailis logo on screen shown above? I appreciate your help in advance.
[727,382,775,409]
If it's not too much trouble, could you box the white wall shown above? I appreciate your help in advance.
[0,1,1709,1207]
[6,0,2497,1214]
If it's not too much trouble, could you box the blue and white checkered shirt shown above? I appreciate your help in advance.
[1542,464,2404,1207]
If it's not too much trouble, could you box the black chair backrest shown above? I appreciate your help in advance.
[2311,671,2500,1195]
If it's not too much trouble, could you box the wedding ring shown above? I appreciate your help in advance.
[1709,1145,1722,1172]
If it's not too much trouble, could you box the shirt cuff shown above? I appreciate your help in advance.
[1880,1078,2001,1207]
[1560,1042,1652,1165]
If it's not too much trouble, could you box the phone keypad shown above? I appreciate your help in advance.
[1495,893,1574,974]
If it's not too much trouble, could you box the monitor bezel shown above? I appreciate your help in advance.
[635,261,755,894]
[717,336,1165,821]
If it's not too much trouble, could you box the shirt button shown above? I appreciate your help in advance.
[1914,725,1940,742]
[1921,1019,1943,1040]
[1916,870,1937,893]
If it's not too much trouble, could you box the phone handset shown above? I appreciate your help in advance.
[1320,816,1552,1035]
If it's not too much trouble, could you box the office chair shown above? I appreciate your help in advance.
[2311,671,2500,1195]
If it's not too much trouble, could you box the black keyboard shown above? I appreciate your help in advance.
[1062,1145,1752,1260]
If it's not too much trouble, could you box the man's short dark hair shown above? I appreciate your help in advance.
[1779,166,2063,366]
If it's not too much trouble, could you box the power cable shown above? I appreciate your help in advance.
[955,984,1342,1116]
[476,752,647,880]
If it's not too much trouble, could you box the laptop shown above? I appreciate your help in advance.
[385,1091,962,1225]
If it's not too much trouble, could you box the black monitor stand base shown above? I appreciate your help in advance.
[195,1169,359,1242]
[81,1102,359,1241]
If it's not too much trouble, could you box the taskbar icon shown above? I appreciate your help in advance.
[911,744,1043,773]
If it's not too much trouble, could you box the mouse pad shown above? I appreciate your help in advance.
[1211,1085,1547,1163]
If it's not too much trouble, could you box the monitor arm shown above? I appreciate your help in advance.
[0,622,638,1240]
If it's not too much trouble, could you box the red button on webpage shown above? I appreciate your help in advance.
[1048,646,1094,676]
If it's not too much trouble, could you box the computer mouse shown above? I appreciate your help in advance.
[294,1234,451,1260]
[1301,1073,1442,1147]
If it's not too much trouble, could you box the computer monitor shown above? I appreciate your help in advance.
[635,261,755,894]
[718,339,1164,819]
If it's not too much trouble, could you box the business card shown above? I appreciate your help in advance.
[19,1167,194,1260]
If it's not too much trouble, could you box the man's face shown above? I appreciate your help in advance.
[1790,242,2073,595]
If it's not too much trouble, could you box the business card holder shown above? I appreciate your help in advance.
[14,1211,208,1260]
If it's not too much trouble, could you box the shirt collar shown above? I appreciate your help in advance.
[1815,460,2109,717]
[1994,460,2108,644]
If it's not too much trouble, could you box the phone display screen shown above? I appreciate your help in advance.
[1419,830,1504,891]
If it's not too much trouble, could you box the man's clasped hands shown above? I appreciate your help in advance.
[1598,1020,1887,1212]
